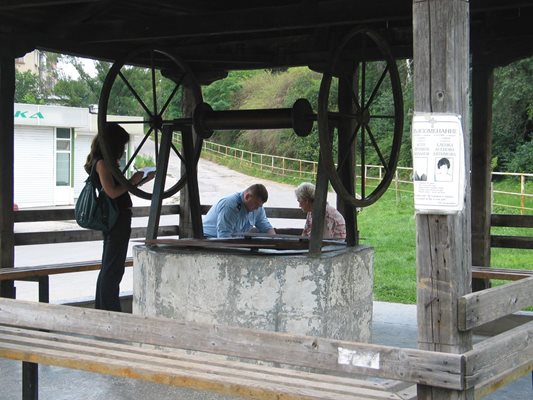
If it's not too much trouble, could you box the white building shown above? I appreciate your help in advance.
[14,103,143,208]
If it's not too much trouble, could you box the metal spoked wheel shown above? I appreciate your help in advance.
[318,28,403,207]
[98,47,203,200]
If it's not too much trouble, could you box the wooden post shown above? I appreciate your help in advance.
[22,362,38,400]
[0,48,15,299]
[520,174,525,215]
[309,157,328,254]
[471,49,494,291]
[179,85,197,238]
[181,126,203,238]
[413,1,473,399]
[146,126,171,240]
[337,66,358,246]
[2,45,39,400]
[395,170,400,204]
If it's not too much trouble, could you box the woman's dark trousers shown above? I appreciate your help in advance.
[95,209,132,311]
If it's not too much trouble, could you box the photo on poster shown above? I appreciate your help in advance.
[413,157,428,181]
[435,157,453,182]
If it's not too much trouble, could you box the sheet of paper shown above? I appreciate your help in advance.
[141,166,156,178]
[411,113,465,213]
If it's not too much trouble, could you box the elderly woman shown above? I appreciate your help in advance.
[295,182,346,239]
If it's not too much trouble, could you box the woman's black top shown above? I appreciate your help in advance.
[93,159,132,209]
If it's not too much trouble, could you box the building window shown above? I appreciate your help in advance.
[56,128,72,186]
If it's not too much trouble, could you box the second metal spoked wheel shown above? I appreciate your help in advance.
[98,47,203,200]
[318,28,404,207]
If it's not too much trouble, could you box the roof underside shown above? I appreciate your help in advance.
[1,0,532,83]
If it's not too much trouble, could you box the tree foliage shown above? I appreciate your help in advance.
[15,54,532,173]
[15,70,42,104]
[491,56,533,172]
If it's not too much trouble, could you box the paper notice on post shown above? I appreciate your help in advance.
[411,113,465,213]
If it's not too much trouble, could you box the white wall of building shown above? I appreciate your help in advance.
[14,126,55,207]
[14,103,143,208]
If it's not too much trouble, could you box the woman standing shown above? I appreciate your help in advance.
[84,123,151,311]
[295,182,346,240]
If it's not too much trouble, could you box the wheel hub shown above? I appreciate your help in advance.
[150,114,164,130]
[355,108,371,125]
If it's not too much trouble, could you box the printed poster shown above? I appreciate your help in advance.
[411,113,465,213]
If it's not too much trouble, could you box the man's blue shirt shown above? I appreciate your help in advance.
[202,191,272,238]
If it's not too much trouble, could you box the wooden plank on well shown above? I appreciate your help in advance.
[458,276,533,331]
[463,321,533,390]
[0,298,464,389]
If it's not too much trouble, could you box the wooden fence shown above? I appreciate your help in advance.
[202,140,533,213]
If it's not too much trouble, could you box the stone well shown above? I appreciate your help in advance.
[133,244,373,342]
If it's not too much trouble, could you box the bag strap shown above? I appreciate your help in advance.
[88,161,102,190]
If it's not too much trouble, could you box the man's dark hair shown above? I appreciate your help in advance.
[245,183,268,202]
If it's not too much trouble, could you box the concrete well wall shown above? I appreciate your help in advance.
[133,245,374,342]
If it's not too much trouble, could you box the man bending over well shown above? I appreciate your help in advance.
[202,183,276,238]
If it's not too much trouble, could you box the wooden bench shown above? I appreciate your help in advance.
[0,259,133,281]
[1,298,461,400]
[0,259,134,303]
[1,297,531,400]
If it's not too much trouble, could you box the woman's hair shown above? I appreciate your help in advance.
[84,123,130,173]
[295,182,315,203]
[437,157,450,169]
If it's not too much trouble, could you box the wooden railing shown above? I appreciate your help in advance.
[14,205,180,245]
[13,204,304,246]
[472,214,533,282]
[2,204,305,302]
[201,140,533,213]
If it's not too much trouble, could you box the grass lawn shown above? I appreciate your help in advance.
[358,189,417,303]
[201,151,532,305]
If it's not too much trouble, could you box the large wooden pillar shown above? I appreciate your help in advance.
[413,1,473,399]
[0,47,16,299]
[471,49,494,291]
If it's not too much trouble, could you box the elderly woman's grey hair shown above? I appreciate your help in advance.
[295,182,315,203]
